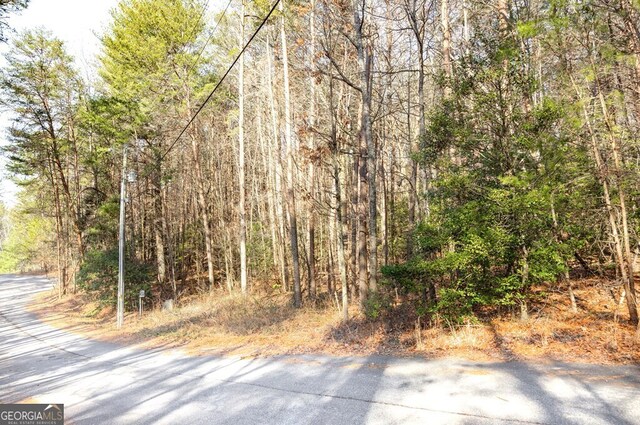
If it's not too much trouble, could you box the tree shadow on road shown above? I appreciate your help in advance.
[2,274,640,425]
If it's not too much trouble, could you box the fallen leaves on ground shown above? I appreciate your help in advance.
[28,277,640,364]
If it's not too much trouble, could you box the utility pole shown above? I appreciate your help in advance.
[117,143,128,329]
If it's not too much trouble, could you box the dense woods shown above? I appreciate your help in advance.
[1,0,640,336]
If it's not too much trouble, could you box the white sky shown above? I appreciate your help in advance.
[0,0,120,207]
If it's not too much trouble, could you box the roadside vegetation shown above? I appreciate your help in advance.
[2,0,640,360]
[30,274,639,364]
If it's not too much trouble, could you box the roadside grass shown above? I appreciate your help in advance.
[29,277,640,363]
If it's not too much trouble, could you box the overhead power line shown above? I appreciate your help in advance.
[187,0,233,75]
[185,0,210,48]
[162,0,282,161]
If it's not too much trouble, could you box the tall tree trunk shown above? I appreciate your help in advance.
[266,36,289,292]
[335,157,349,321]
[357,120,369,307]
[48,155,67,298]
[596,80,639,325]
[281,1,302,307]
[381,156,389,266]
[463,0,470,55]
[307,0,317,301]
[573,76,639,325]
[183,82,215,289]
[330,75,349,320]
[239,0,248,294]
[353,0,377,308]
[441,0,452,97]
[405,0,426,257]
[153,153,167,294]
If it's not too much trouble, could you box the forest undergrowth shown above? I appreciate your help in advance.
[30,274,640,364]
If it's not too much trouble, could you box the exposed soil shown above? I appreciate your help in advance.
[28,277,640,364]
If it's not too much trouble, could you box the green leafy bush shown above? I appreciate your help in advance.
[364,291,392,320]
[77,249,154,309]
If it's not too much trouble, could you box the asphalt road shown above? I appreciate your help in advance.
[1,274,639,425]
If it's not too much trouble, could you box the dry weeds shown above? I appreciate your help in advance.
[28,277,640,364]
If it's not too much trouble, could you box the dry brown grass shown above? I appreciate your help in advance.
[487,277,640,364]
[416,323,497,361]
[28,277,640,364]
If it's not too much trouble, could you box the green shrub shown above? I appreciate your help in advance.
[364,291,392,320]
[77,249,154,309]
[433,287,476,324]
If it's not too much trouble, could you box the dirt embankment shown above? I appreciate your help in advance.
[29,277,640,364]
